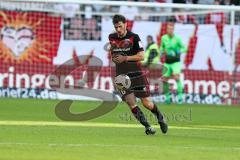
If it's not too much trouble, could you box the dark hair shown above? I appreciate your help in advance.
[147,35,153,40]
[112,14,126,24]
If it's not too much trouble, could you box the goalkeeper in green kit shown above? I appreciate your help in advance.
[160,24,187,104]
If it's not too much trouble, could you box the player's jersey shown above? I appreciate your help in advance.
[108,30,144,77]
[109,31,150,98]
[160,34,187,64]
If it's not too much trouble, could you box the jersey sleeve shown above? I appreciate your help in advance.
[108,34,114,54]
[108,34,112,46]
[177,36,187,53]
[159,36,166,54]
[133,34,144,53]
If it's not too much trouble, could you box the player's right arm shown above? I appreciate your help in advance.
[160,35,166,56]
[108,34,117,63]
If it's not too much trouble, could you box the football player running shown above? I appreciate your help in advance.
[108,14,168,135]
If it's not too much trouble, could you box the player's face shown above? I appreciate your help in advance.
[147,36,153,44]
[114,22,127,37]
[167,25,174,36]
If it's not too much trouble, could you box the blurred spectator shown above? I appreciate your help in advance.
[230,0,240,5]
[185,0,193,3]
[219,0,226,5]
[119,0,139,20]
[154,0,166,2]
[154,0,172,2]
[224,0,231,5]
[192,0,198,3]
[195,0,215,4]
[224,0,240,5]
[173,0,186,3]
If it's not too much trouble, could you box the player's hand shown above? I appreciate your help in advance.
[112,55,127,64]
[175,50,181,55]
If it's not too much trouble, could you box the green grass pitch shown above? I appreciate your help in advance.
[0,98,240,160]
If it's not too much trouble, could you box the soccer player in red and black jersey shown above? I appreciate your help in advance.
[108,14,168,135]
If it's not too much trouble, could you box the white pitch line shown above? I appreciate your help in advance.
[0,142,153,149]
[175,146,240,151]
[0,142,239,151]
[0,120,239,130]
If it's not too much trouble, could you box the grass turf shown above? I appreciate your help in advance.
[0,98,240,160]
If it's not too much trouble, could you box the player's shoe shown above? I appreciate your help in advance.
[145,127,156,135]
[159,121,168,134]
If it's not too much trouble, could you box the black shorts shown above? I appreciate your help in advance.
[117,74,150,100]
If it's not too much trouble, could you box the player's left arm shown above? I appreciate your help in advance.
[126,34,145,61]
[126,51,144,61]
[177,36,187,54]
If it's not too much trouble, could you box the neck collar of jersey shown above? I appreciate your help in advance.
[118,29,128,38]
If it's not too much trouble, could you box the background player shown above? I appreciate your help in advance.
[108,14,168,135]
[160,23,187,104]
[141,35,160,68]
